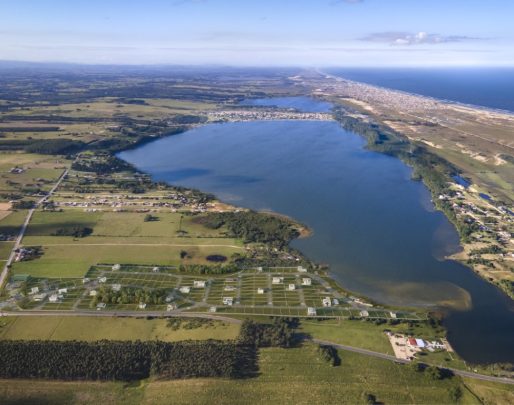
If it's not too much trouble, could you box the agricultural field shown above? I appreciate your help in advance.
[0,316,239,342]
[1,344,511,404]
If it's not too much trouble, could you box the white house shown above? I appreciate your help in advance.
[332,298,339,306]
[82,278,90,284]
[209,306,217,313]
[112,283,121,292]
[302,278,312,286]
[193,280,206,288]
[257,288,265,294]
[96,302,106,310]
[224,285,236,291]
[307,307,317,316]
[138,302,147,310]
[48,294,59,303]
[288,284,296,291]
[98,276,107,283]
[223,297,233,306]
[152,267,160,273]
[389,311,397,319]
[167,303,177,311]
[322,297,332,307]
[257,266,263,272]
[112,264,121,271]
[33,293,46,301]
[179,286,191,294]
[297,266,307,273]
[89,290,97,297]
[360,310,369,317]
[29,287,39,295]
[57,288,67,294]
[272,277,283,285]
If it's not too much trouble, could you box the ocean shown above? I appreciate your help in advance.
[326,68,514,113]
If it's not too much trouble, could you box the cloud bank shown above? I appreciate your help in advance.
[362,31,482,45]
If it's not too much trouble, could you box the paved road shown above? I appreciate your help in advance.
[0,169,69,289]
[312,338,514,385]
[0,309,243,324]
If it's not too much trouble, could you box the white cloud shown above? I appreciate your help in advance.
[362,31,482,45]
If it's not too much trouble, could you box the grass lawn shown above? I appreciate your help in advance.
[0,241,14,260]
[0,209,28,235]
[12,243,243,278]
[0,316,239,341]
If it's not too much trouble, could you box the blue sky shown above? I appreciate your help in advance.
[1,0,513,66]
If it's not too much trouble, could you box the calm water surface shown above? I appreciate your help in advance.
[119,98,514,363]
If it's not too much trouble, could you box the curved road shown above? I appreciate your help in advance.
[312,338,514,386]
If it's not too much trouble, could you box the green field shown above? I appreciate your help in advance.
[0,316,239,342]
[1,343,511,404]
[300,318,446,355]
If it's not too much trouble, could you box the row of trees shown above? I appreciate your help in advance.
[0,340,256,381]
[177,263,240,275]
[91,286,168,306]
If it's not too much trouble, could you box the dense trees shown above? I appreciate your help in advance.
[91,286,167,306]
[71,155,134,174]
[238,318,298,348]
[197,211,300,248]
[0,340,256,381]
[24,139,85,154]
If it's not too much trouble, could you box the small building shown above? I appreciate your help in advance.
[111,283,122,292]
[272,277,283,285]
[179,286,191,294]
[288,284,296,291]
[389,311,397,319]
[222,297,233,306]
[415,338,426,348]
[301,278,312,286]
[96,302,106,310]
[257,288,265,294]
[58,288,67,294]
[359,310,369,317]
[152,267,160,273]
[307,307,317,316]
[322,297,332,307]
[138,302,147,310]
[209,306,217,313]
[98,276,107,283]
[224,285,236,291]
[193,280,206,288]
[33,293,47,301]
[112,264,121,271]
[408,338,418,347]
[29,287,39,295]
[48,294,59,303]
[166,303,177,311]
[297,266,307,273]
[332,298,339,306]
[82,278,90,284]
[89,290,97,297]
[257,266,263,272]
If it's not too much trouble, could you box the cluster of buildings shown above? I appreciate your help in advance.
[207,110,333,122]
